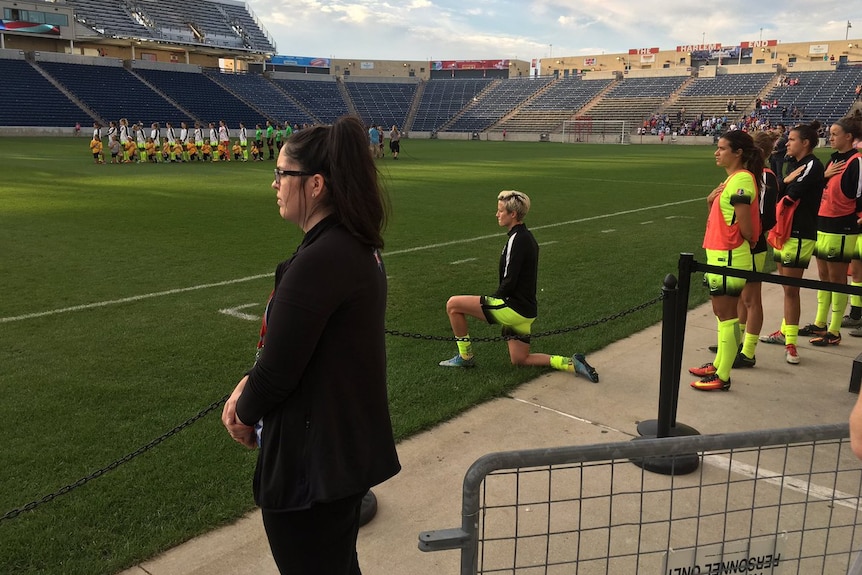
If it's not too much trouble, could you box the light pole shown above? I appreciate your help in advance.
[847,21,853,41]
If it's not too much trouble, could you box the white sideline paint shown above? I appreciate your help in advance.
[1,197,703,324]
[449,258,478,265]
[601,229,616,233]
[538,241,558,246]
[513,398,858,512]
[218,303,260,321]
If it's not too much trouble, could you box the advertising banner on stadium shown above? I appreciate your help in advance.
[809,44,829,55]
[740,40,778,48]
[267,55,331,68]
[0,19,60,35]
[430,60,510,70]
[629,47,659,55]
[584,57,596,66]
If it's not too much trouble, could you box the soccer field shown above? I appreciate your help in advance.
[0,137,785,573]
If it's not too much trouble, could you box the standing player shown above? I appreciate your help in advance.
[689,130,761,391]
[439,190,599,383]
[389,125,401,160]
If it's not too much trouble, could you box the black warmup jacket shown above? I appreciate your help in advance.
[781,153,825,240]
[493,223,539,318]
[236,216,400,511]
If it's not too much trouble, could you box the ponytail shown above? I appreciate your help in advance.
[791,120,821,152]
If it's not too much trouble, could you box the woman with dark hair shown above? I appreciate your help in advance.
[759,122,825,364]
[689,130,762,391]
[221,114,400,575]
[801,117,862,345]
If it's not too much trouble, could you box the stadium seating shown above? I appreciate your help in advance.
[586,76,688,130]
[344,82,417,130]
[759,67,862,126]
[270,78,349,125]
[666,73,774,123]
[133,67,264,127]
[496,76,614,133]
[36,61,191,127]
[409,78,494,132]
[204,70,316,126]
[62,0,274,52]
[446,77,553,132]
[0,59,86,127]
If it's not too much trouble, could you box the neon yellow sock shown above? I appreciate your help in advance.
[741,332,758,359]
[456,336,473,359]
[715,319,738,381]
[830,292,848,334]
[851,281,862,309]
[550,355,573,372]
[815,290,829,326]
[781,318,786,334]
[734,322,743,347]
[785,324,799,346]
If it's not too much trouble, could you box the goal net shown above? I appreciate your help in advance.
[561,118,629,144]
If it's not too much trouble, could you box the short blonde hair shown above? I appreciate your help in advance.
[497,190,530,221]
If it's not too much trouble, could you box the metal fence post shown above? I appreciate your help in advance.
[633,256,699,475]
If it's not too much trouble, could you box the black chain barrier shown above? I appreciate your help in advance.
[0,393,230,523]
[1,293,662,523]
[385,293,664,342]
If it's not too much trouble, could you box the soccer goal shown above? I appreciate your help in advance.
[561,118,629,144]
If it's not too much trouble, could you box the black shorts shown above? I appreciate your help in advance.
[390,141,400,153]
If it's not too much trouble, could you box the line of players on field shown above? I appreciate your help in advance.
[88,119,298,164]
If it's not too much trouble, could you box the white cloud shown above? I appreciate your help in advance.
[247,0,862,61]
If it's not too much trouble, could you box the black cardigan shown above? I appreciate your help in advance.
[236,216,400,510]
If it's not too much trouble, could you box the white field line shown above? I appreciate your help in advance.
[449,257,479,265]
[218,303,260,321]
[1,197,703,324]
[512,398,859,512]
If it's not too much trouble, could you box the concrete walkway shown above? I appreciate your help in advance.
[118,268,861,575]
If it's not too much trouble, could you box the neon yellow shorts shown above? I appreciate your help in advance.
[815,231,857,263]
[705,248,750,297]
[773,237,815,268]
[481,296,535,343]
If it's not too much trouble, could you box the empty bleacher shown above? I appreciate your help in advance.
[36,60,191,127]
[62,0,274,52]
[0,58,86,127]
[496,76,614,133]
[585,76,688,130]
[205,70,315,126]
[270,78,349,125]
[409,78,493,132]
[666,72,774,122]
[133,66,263,127]
[446,77,553,132]
[344,81,417,130]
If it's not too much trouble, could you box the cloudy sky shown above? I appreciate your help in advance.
[245,0,858,62]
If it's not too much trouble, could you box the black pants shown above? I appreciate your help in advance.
[261,492,364,575]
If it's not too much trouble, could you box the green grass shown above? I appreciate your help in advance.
[0,137,814,574]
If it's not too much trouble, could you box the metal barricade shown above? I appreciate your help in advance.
[420,423,862,574]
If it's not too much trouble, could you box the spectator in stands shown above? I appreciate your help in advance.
[389,125,401,159]
[689,130,761,391]
[797,116,862,346]
[856,85,862,101]
[760,122,825,364]
[439,190,600,384]
[266,120,275,160]
[221,114,400,575]
[75,122,81,137]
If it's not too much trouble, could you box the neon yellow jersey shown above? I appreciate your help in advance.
[717,170,756,225]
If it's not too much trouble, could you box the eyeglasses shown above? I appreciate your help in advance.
[274,168,312,185]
